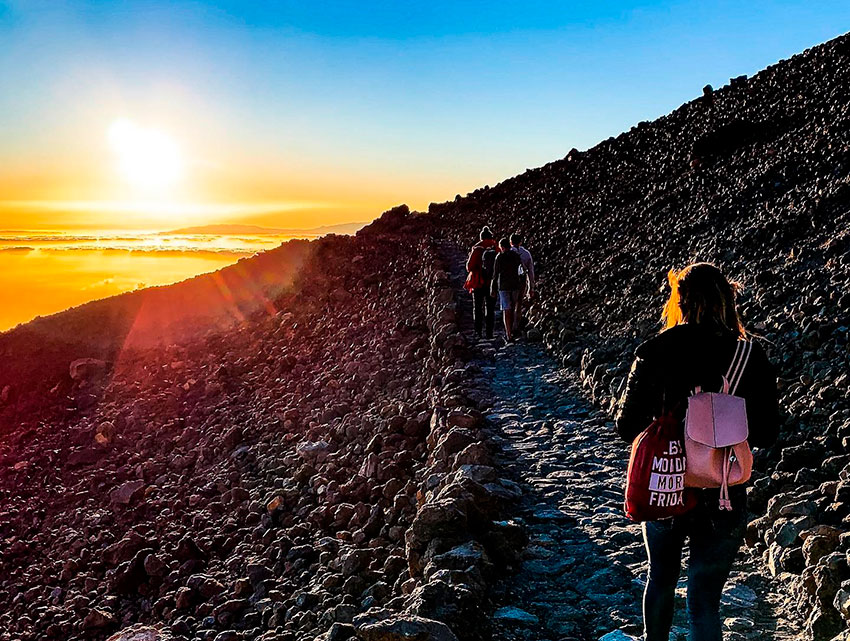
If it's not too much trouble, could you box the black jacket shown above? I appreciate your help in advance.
[615,324,779,448]
[491,250,523,292]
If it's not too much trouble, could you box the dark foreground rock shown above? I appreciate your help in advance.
[354,612,458,641]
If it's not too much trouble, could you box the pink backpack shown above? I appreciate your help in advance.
[684,339,754,510]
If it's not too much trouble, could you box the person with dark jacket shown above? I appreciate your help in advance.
[490,237,524,341]
[615,262,779,641]
[464,226,498,338]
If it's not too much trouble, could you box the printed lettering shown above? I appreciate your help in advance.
[649,490,685,507]
[651,455,686,473]
[649,472,685,492]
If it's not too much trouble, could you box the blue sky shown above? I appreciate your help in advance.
[1,1,849,228]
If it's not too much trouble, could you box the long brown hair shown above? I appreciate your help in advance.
[661,263,746,338]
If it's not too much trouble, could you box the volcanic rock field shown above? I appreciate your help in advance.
[1,30,849,641]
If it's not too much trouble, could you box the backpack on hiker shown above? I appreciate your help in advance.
[624,339,755,520]
[683,339,754,510]
[464,241,498,291]
[481,247,497,283]
[624,411,696,522]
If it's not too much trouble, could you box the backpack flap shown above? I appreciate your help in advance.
[684,393,720,447]
[685,392,748,448]
[684,340,754,504]
[711,393,749,446]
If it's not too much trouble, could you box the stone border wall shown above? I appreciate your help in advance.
[353,238,525,641]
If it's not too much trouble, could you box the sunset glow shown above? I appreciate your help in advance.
[0,244,239,331]
[108,119,184,193]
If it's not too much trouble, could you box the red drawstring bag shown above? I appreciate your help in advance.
[625,412,697,522]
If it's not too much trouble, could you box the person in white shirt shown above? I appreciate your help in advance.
[509,233,534,334]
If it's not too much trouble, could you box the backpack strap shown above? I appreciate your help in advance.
[727,340,753,396]
[723,340,744,382]
[719,341,741,394]
[719,448,733,510]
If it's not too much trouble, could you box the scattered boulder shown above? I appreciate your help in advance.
[69,358,107,382]
[354,613,459,641]
[107,626,173,641]
[82,608,117,630]
[111,480,146,506]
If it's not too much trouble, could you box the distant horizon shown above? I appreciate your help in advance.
[0,222,366,332]
[0,218,369,234]
[0,199,371,232]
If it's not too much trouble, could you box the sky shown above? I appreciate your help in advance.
[1,1,849,230]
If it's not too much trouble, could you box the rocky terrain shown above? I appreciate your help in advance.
[0,29,849,641]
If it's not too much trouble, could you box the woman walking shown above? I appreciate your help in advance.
[616,263,779,641]
[464,226,499,339]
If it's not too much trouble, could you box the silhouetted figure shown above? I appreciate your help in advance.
[464,226,498,338]
[490,237,523,342]
[616,263,779,641]
[509,233,534,334]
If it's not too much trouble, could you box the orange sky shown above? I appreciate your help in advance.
[0,112,478,231]
[0,75,493,231]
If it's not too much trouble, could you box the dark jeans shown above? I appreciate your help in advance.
[642,486,747,641]
[472,287,495,337]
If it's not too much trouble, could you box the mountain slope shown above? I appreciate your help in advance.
[0,239,313,431]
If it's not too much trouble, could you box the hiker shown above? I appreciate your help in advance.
[490,237,524,342]
[464,226,498,338]
[509,232,534,333]
[615,263,779,641]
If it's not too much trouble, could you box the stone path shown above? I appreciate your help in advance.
[483,343,644,640]
[441,241,800,641]
[480,341,799,641]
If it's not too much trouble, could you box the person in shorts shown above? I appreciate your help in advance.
[510,232,535,334]
[490,237,523,341]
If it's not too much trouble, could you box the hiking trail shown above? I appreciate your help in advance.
[441,241,801,641]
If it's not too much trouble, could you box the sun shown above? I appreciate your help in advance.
[108,118,184,192]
